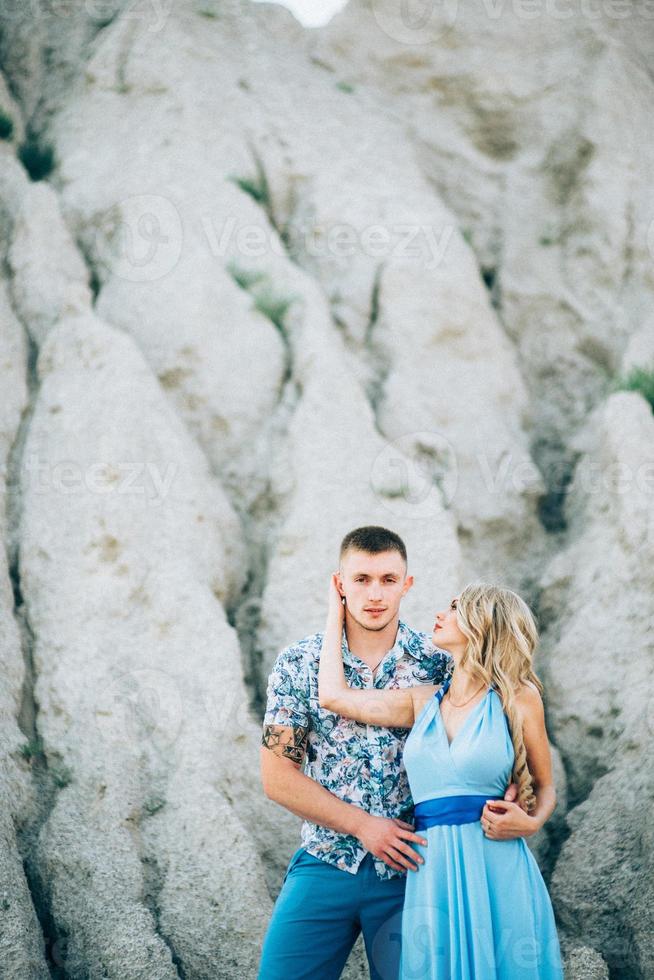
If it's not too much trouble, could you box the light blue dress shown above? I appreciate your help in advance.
[399,677,564,979]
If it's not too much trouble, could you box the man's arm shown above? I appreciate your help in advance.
[260,723,428,872]
[261,724,365,836]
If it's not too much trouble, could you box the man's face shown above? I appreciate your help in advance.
[337,549,413,632]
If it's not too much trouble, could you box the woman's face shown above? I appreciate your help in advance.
[432,596,467,651]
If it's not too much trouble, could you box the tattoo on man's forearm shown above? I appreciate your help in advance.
[262,724,309,763]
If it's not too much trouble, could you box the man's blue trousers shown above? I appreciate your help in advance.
[257,847,407,979]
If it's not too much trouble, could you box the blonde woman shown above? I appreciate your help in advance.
[319,576,563,980]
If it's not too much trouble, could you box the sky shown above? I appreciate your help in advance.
[251,0,349,27]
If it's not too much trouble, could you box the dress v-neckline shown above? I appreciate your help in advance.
[437,687,491,749]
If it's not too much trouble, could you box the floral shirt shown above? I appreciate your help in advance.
[262,620,452,879]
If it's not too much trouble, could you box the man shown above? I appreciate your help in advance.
[258,526,519,980]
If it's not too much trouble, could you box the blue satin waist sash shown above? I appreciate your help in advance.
[414,794,501,830]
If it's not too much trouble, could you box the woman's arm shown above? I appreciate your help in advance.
[519,683,557,828]
[482,683,557,838]
[318,574,433,729]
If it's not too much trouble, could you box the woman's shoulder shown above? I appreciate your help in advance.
[490,680,543,709]
[514,680,545,720]
[515,679,542,698]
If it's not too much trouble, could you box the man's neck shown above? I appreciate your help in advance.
[344,612,400,664]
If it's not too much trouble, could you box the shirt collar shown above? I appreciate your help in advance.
[395,619,423,658]
[320,619,422,667]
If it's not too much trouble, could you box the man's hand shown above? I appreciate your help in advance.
[355,814,427,872]
[480,799,540,840]
[503,781,519,804]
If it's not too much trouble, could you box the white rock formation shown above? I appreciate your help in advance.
[18,309,273,978]
[540,392,654,978]
[0,248,50,976]
[0,1,652,977]
[314,0,654,526]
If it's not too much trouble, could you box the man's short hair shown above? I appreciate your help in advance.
[339,526,407,566]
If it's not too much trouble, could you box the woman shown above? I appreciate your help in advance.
[318,576,563,979]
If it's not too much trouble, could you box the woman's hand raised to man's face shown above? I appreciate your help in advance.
[328,572,346,626]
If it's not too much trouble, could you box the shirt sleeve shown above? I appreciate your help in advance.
[262,645,311,731]
[438,649,454,682]
[428,641,454,684]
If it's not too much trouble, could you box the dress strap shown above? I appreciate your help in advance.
[435,674,452,703]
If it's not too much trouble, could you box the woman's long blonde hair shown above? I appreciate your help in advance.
[454,583,543,812]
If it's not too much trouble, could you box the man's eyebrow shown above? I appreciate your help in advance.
[353,571,399,578]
